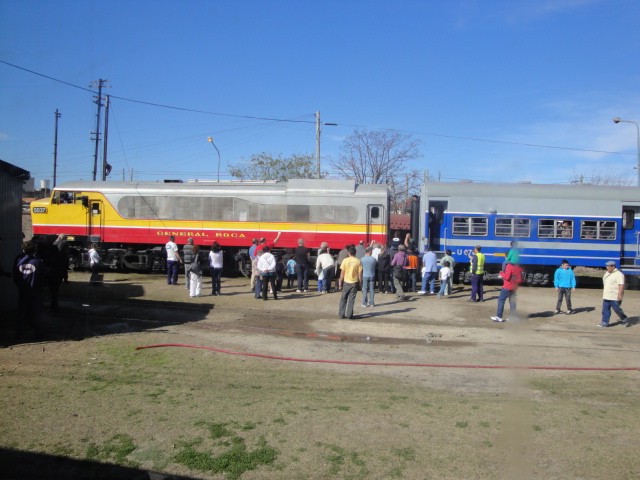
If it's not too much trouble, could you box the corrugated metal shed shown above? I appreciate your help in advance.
[0,159,30,316]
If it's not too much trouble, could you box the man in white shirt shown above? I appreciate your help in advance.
[165,235,182,285]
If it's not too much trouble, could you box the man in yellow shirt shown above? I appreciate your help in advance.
[338,246,363,319]
[598,260,629,328]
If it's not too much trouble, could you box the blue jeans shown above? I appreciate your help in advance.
[296,263,309,290]
[496,288,516,319]
[210,267,222,294]
[437,278,448,296]
[361,276,375,305]
[167,260,179,285]
[421,271,436,293]
[470,274,484,301]
[601,299,627,326]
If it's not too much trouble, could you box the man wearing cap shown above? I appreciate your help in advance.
[598,261,629,328]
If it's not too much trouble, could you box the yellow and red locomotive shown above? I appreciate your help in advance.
[31,178,392,274]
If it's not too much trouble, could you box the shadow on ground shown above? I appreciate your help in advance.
[1,279,214,347]
[0,448,195,480]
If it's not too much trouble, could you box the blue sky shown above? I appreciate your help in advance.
[1,0,639,186]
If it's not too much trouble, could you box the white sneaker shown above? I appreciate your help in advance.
[418,291,426,295]
[491,316,504,322]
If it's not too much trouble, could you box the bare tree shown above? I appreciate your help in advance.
[331,129,421,184]
[568,170,634,186]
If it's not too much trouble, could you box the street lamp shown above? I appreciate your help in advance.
[613,117,640,186]
[207,136,221,182]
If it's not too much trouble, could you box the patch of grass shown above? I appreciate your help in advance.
[319,443,368,478]
[335,405,350,411]
[389,395,408,401]
[174,435,278,480]
[272,416,287,425]
[85,433,138,467]
[393,447,415,461]
[145,388,166,399]
[455,421,468,428]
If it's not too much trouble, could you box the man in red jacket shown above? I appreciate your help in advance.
[491,262,523,323]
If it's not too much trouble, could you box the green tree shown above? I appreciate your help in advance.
[228,153,318,181]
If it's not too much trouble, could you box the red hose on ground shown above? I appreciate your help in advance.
[135,343,640,371]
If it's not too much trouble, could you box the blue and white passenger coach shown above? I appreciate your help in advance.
[418,182,640,285]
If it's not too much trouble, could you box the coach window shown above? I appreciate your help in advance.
[581,220,616,240]
[539,219,572,238]
[622,209,635,230]
[496,218,531,238]
[453,216,487,236]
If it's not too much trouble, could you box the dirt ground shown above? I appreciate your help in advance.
[1,268,639,479]
[3,214,639,478]
[5,268,639,391]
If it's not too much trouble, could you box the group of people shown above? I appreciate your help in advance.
[162,233,631,329]
[165,235,223,298]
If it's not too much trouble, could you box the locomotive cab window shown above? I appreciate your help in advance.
[539,219,573,239]
[580,220,616,240]
[496,218,531,238]
[453,216,488,236]
[52,191,74,204]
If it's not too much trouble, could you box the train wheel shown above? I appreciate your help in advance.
[238,259,251,278]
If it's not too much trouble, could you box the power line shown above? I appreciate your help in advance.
[1,59,634,158]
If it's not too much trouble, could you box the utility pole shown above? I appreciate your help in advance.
[102,95,111,181]
[315,111,337,179]
[90,79,109,181]
[53,109,61,188]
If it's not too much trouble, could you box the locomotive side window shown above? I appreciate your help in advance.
[539,219,573,238]
[496,218,531,238]
[370,206,380,219]
[309,206,358,223]
[452,216,487,236]
[260,204,286,222]
[580,220,616,240]
[287,205,310,222]
[117,195,359,224]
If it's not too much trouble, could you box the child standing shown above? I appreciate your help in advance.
[436,261,451,298]
[286,257,297,289]
[554,259,576,314]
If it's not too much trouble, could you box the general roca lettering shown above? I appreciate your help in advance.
[154,231,246,239]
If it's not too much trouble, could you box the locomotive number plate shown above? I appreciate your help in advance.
[32,207,47,213]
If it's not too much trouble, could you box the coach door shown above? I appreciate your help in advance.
[621,206,640,268]
[87,199,105,242]
[427,200,448,251]
[366,204,384,244]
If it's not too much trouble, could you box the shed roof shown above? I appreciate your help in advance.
[0,159,30,180]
